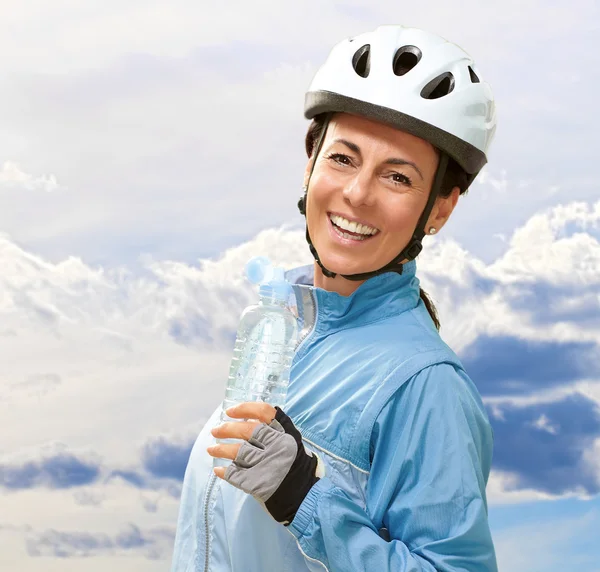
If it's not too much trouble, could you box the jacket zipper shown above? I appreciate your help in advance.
[202,287,317,572]
[203,472,217,572]
[294,287,318,354]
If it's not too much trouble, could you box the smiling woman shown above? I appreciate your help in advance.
[171,24,499,572]
[303,113,470,310]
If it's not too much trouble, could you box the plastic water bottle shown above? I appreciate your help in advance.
[213,257,298,468]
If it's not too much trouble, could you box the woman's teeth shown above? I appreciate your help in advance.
[329,214,378,236]
[329,214,378,242]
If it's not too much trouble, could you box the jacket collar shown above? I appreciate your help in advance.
[285,261,421,331]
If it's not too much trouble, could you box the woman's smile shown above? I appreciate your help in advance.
[327,212,379,245]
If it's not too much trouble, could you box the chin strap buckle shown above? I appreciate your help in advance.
[297,194,307,216]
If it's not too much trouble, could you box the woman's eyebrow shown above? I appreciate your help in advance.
[331,138,424,181]
[332,138,361,155]
[384,157,424,180]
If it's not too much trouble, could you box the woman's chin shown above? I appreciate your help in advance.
[316,254,376,278]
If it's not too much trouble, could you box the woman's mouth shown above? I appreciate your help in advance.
[328,213,379,243]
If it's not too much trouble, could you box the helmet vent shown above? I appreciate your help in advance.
[420,72,455,99]
[468,66,480,83]
[392,46,422,76]
[352,44,371,78]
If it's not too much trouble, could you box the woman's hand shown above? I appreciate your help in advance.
[208,401,276,478]
[207,402,322,525]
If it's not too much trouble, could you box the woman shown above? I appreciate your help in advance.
[171,25,498,571]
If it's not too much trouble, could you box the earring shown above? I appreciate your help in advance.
[428,227,437,235]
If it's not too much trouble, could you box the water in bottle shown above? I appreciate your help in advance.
[213,257,298,468]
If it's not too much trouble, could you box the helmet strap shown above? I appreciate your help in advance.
[298,113,337,278]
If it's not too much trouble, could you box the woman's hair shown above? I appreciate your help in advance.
[304,113,470,331]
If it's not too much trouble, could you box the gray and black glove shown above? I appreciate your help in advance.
[224,407,322,525]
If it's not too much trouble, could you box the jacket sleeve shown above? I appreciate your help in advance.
[287,363,498,572]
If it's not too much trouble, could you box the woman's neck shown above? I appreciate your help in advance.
[312,262,366,297]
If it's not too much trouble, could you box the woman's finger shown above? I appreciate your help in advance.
[225,402,277,423]
[206,442,242,460]
[211,420,260,441]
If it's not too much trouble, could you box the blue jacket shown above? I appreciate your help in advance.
[171,261,497,571]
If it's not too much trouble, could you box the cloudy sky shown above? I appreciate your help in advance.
[1,1,599,570]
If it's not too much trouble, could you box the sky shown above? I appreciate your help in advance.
[0,1,599,571]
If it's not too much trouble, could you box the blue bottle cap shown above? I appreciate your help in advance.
[245,256,273,285]
[259,267,292,302]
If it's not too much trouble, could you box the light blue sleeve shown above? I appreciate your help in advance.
[288,363,498,572]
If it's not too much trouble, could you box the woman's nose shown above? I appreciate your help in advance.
[342,177,375,207]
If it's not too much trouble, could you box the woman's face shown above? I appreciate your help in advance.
[305,113,456,282]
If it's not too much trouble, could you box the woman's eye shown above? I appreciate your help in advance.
[328,153,352,166]
[391,173,412,186]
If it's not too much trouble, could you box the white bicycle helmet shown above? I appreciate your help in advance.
[298,25,498,281]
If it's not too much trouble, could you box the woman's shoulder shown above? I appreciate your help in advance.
[357,361,491,467]
[392,361,487,416]
[352,301,463,371]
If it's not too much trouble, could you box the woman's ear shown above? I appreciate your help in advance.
[303,156,315,189]
[428,186,460,232]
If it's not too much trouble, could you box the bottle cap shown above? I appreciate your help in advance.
[245,256,291,302]
[245,256,273,285]
[259,266,292,302]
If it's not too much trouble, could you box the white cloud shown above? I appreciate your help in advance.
[492,201,600,284]
[419,198,600,353]
[0,483,178,572]
[531,414,559,435]
[486,470,590,506]
[485,383,597,410]
[0,226,314,474]
[474,168,509,193]
[0,161,62,192]
[0,227,311,338]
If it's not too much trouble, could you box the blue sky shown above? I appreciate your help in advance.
[0,1,599,571]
